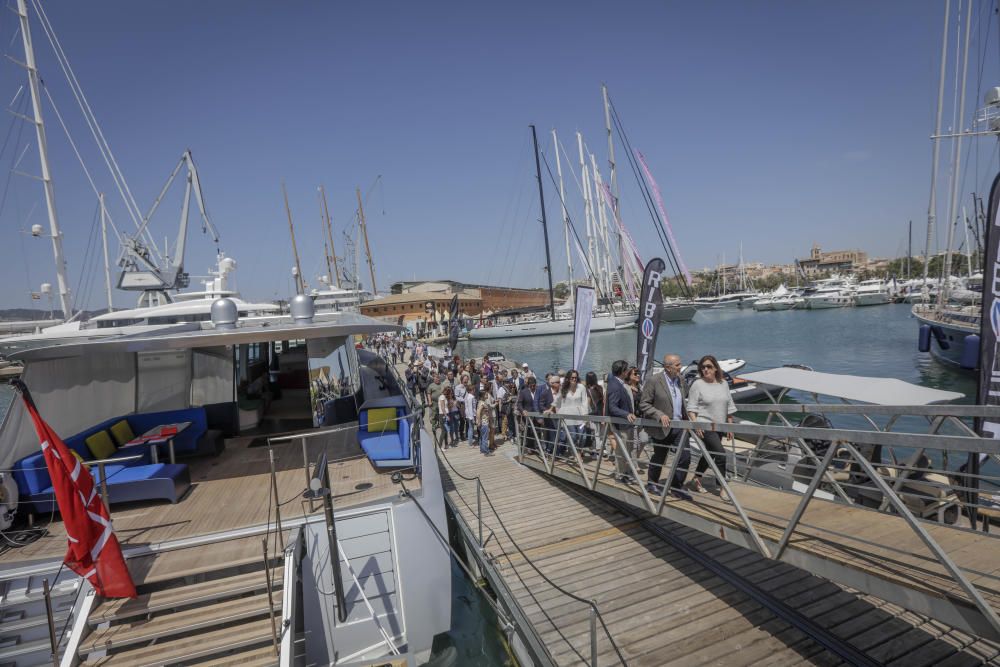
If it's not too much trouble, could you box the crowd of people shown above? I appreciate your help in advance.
[363,333,737,502]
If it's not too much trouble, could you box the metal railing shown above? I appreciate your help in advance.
[516,403,1000,640]
[432,415,627,666]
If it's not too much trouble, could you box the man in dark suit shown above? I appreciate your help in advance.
[516,376,553,451]
[605,360,637,482]
[639,353,690,494]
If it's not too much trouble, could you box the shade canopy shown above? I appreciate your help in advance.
[737,367,964,406]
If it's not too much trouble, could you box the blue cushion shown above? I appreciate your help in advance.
[359,433,406,461]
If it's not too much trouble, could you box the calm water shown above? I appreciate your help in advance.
[458,303,978,400]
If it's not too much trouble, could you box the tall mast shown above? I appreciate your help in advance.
[602,83,619,215]
[319,185,341,288]
[907,220,912,280]
[530,125,556,321]
[552,129,573,288]
[99,193,113,313]
[924,0,951,284]
[282,181,305,295]
[591,152,613,299]
[356,187,377,296]
[16,0,71,318]
[938,0,972,308]
[577,132,598,289]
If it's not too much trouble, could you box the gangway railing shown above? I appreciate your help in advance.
[429,416,627,666]
[517,403,1000,642]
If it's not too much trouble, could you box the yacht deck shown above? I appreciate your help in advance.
[0,425,418,571]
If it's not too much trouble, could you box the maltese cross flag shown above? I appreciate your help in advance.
[13,380,136,598]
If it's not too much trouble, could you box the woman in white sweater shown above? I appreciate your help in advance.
[552,370,588,456]
[686,354,736,500]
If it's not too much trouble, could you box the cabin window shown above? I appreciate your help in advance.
[306,336,360,427]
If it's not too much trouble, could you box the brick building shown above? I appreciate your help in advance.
[362,280,551,327]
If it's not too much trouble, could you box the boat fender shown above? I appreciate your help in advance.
[961,334,980,370]
[930,325,950,350]
[918,325,931,352]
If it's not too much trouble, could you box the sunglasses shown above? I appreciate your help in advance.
[700,365,715,370]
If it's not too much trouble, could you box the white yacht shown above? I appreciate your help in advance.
[0,297,451,666]
[852,279,892,306]
[803,276,855,309]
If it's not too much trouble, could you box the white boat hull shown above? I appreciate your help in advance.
[468,314,617,339]
[806,295,852,309]
[853,292,891,306]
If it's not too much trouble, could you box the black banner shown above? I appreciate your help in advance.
[636,258,666,384]
[447,294,460,350]
[976,170,1000,429]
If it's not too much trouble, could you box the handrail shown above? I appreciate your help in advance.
[732,402,1000,417]
[433,418,627,666]
[517,406,1000,641]
[279,527,303,667]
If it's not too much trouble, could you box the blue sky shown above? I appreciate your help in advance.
[0,1,996,310]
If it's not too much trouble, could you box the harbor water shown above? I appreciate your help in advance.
[0,304,979,666]
[458,303,978,401]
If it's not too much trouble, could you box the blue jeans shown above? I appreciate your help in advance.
[479,424,490,453]
[467,420,476,443]
[556,424,587,457]
[447,411,460,439]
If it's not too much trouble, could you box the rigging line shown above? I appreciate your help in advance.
[608,98,691,297]
[29,0,151,250]
[486,133,530,288]
[41,83,123,243]
[540,153,614,304]
[72,200,99,309]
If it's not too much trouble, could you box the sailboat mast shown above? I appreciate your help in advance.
[318,185,341,288]
[552,129,573,288]
[356,187,377,296]
[16,0,72,318]
[924,0,951,284]
[602,84,619,214]
[530,125,556,321]
[282,181,305,295]
[938,0,972,307]
[591,153,613,299]
[577,132,599,290]
[99,193,113,312]
[907,220,912,279]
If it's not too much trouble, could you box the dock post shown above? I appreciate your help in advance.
[42,578,58,667]
[589,602,598,667]
[476,478,483,547]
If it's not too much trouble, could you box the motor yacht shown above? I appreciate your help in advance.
[0,297,451,665]
[852,279,892,306]
[803,276,854,309]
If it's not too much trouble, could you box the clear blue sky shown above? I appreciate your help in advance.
[0,0,997,310]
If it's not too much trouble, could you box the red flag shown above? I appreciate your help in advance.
[14,381,136,598]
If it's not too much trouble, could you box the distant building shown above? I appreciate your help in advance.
[363,280,551,329]
[797,244,868,276]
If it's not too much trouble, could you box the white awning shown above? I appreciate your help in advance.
[737,367,964,405]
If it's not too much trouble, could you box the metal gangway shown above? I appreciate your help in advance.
[516,368,1000,644]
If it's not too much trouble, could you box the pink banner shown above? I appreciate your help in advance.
[635,150,692,285]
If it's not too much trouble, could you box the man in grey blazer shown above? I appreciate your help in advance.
[639,353,690,493]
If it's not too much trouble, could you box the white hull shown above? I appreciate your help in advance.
[659,304,697,322]
[853,292,891,306]
[806,295,852,309]
[752,301,774,312]
[468,313,617,339]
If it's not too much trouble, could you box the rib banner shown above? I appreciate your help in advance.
[572,285,596,371]
[636,258,666,384]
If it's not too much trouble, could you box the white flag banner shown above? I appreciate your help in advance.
[573,285,596,371]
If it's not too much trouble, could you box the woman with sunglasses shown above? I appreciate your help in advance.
[551,369,588,456]
[686,354,737,501]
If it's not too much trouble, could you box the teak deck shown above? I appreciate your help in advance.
[0,426,415,571]
[438,440,1000,665]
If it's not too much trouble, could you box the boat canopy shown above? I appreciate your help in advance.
[10,314,401,363]
[737,367,964,405]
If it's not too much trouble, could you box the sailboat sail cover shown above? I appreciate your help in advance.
[636,258,666,384]
[12,380,136,598]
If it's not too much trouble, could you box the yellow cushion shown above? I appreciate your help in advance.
[85,430,117,460]
[109,420,136,447]
[367,407,397,433]
[70,450,90,468]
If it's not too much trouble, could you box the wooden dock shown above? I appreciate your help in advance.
[438,439,1000,666]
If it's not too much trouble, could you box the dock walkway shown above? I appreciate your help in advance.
[437,440,1000,666]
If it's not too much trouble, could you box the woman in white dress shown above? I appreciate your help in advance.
[552,369,588,457]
